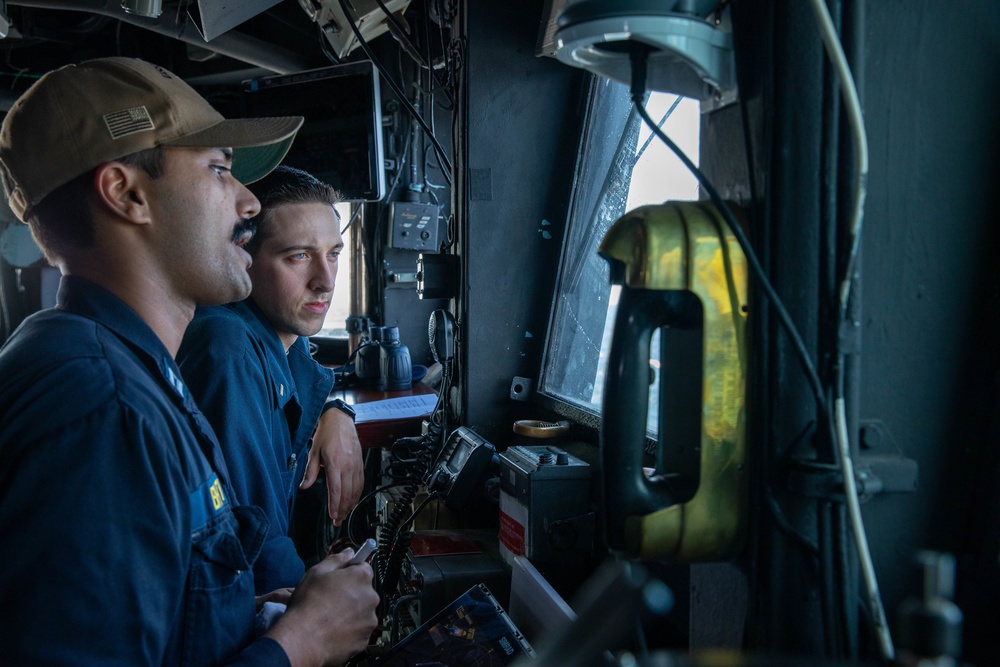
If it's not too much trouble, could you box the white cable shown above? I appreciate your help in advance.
[806,0,869,314]
[806,0,891,661]
[835,397,894,660]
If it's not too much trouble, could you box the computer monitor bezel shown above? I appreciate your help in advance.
[243,60,387,202]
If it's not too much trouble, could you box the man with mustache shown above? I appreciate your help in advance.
[0,58,378,665]
[178,165,365,594]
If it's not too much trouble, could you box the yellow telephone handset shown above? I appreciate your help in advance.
[598,201,748,562]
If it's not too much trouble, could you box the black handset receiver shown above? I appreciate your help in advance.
[428,309,456,363]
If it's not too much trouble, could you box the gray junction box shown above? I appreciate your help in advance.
[498,445,593,568]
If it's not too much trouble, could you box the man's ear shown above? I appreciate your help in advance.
[92,162,152,225]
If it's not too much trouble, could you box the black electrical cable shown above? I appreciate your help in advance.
[386,129,413,201]
[317,22,341,65]
[380,0,431,72]
[411,78,454,105]
[835,501,857,658]
[729,4,827,589]
[627,48,827,414]
[818,500,842,656]
[373,0,451,104]
[341,203,362,236]
[375,480,416,586]
[399,493,436,530]
[766,492,820,557]
[411,12,456,107]
[372,426,444,614]
[436,0,457,102]
[425,361,453,465]
[423,146,449,195]
[369,120,412,282]
[634,94,682,165]
[389,593,420,645]
[374,0,424,66]
[737,0,819,558]
[363,127,413,299]
[729,5,854,654]
[375,434,437,617]
[337,0,454,183]
[345,480,414,545]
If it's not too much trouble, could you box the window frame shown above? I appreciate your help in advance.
[535,77,701,437]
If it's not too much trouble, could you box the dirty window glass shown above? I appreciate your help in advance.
[539,79,700,434]
[317,202,353,338]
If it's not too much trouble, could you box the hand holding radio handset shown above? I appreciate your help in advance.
[256,538,379,665]
[264,544,379,666]
[276,309,455,664]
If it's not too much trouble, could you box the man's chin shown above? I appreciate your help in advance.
[304,323,326,337]
[199,278,252,307]
[299,316,328,338]
[230,276,253,303]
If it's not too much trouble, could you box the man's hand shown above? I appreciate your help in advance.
[300,407,364,526]
[255,587,294,612]
[266,548,379,667]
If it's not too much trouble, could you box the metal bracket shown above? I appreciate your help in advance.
[788,420,918,501]
[388,271,418,283]
[510,376,534,401]
[788,460,918,502]
[345,315,371,335]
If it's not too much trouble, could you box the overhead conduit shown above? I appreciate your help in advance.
[6,0,311,74]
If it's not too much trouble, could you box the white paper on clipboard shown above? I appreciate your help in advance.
[351,393,437,423]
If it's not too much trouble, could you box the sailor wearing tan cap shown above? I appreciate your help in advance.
[0,58,378,666]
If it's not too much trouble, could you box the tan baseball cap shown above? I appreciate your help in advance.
[0,57,304,222]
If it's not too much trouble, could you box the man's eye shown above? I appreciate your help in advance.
[211,164,231,176]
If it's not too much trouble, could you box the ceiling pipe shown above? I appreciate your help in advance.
[6,0,312,74]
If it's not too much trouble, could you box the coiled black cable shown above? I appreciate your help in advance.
[373,429,439,616]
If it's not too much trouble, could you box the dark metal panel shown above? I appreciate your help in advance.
[722,0,1000,660]
[708,0,832,656]
[461,2,585,442]
[859,3,1000,662]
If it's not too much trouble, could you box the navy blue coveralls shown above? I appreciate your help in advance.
[0,276,289,666]
[178,299,335,593]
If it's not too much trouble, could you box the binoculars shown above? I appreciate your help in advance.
[355,325,412,391]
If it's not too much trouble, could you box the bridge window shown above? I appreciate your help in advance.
[539,79,700,435]
[318,201,354,339]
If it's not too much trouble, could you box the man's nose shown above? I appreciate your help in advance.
[310,258,335,291]
[237,182,261,220]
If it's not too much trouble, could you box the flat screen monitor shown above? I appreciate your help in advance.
[243,61,386,202]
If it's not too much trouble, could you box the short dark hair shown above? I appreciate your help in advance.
[27,146,165,264]
[245,165,342,256]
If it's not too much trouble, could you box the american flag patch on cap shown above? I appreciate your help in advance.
[104,106,155,139]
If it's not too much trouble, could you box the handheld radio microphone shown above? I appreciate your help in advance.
[428,309,456,363]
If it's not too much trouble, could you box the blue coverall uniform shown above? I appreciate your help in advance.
[0,276,289,666]
[178,299,335,593]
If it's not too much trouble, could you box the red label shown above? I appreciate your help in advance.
[409,532,482,557]
[499,510,525,555]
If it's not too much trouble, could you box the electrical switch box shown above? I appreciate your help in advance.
[390,202,440,251]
